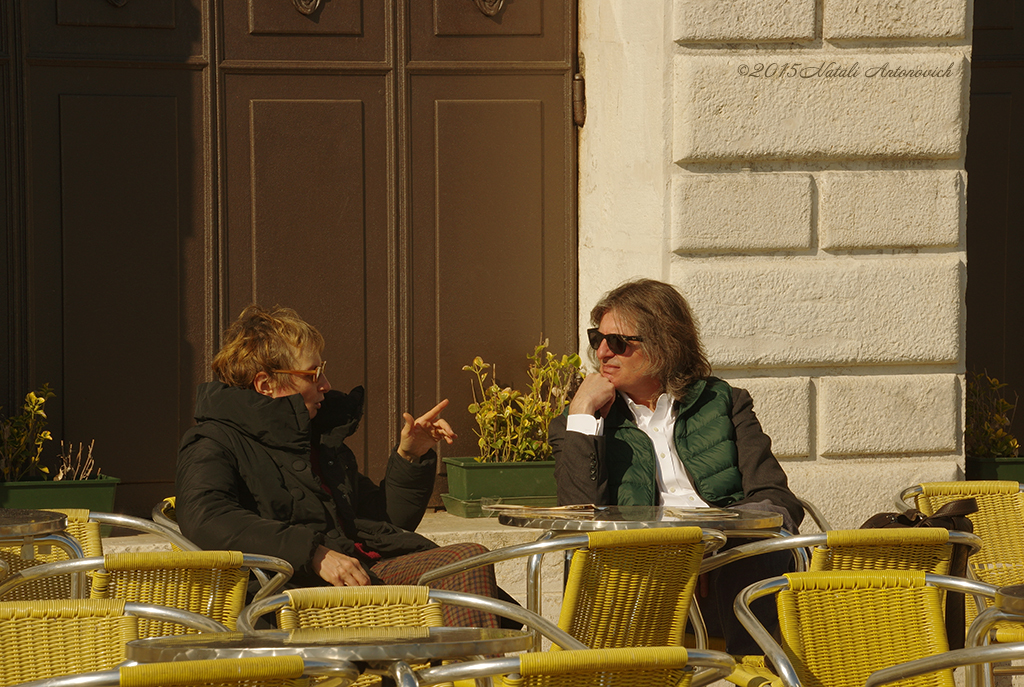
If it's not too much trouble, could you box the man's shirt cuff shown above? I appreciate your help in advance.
[566,414,604,436]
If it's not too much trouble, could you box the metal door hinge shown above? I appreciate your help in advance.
[573,74,586,127]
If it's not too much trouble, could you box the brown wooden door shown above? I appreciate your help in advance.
[220,1,578,486]
[6,0,577,514]
[965,0,1024,437]
[14,0,209,513]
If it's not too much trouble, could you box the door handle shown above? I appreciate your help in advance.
[292,0,320,15]
[474,0,504,16]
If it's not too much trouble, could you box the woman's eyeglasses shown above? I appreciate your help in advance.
[273,360,327,383]
[587,329,643,355]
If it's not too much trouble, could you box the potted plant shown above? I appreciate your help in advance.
[964,370,1022,480]
[0,385,119,511]
[441,340,582,517]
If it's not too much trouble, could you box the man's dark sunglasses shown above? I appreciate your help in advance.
[587,328,643,355]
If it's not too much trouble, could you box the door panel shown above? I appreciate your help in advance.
[409,75,575,461]
[410,0,569,62]
[25,0,204,60]
[25,67,208,513]
[221,1,386,62]
[222,74,391,468]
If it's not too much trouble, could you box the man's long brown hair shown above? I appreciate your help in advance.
[590,279,711,401]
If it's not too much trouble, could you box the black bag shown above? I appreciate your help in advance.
[860,497,978,649]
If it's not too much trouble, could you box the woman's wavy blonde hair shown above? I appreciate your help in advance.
[590,279,711,401]
[212,305,325,389]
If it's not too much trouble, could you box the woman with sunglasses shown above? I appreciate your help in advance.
[175,305,514,628]
[549,278,802,652]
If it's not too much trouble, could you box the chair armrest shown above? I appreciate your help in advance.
[89,511,200,552]
[798,498,833,531]
[414,646,735,687]
[242,554,293,601]
[416,533,591,585]
[699,533,820,575]
[733,575,803,687]
[866,644,1024,687]
[151,497,182,532]
[427,588,588,650]
[124,600,230,633]
[0,555,103,598]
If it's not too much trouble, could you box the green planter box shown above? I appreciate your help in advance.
[0,474,120,512]
[966,456,1024,482]
[440,493,558,518]
[443,456,557,501]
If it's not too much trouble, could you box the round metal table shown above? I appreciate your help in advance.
[126,626,535,687]
[0,508,86,588]
[497,505,783,533]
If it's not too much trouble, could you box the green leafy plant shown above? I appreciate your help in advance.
[965,370,1019,458]
[464,340,582,463]
[0,385,55,482]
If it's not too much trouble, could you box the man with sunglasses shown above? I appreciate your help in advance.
[549,278,802,652]
[175,305,517,628]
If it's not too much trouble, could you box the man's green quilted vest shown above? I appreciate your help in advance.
[605,378,744,506]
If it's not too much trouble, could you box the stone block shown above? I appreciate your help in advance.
[818,374,959,455]
[672,174,813,252]
[818,170,962,250]
[824,0,967,39]
[786,459,963,530]
[674,0,815,42]
[725,377,811,457]
[674,54,966,162]
[674,255,962,367]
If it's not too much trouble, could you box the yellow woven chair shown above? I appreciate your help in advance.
[417,526,726,650]
[694,528,982,669]
[0,597,228,687]
[731,570,997,687]
[238,585,591,687]
[413,645,736,687]
[0,506,201,602]
[273,584,444,631]
[151,496,180,534]
[0,508,101,600]
[18,655,360,687]
[900,481,1024,624]
[0,550,292,637]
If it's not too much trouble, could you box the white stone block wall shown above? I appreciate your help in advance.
[579,0,970,529]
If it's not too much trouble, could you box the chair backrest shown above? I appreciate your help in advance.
[91,551,252,636]
[0,598,135,686]
[909,481,1024,585]
[0,508,102,600]
[276,585,445,630]
[809,528,957,574]
[907,480,1024,632]
[0,598,228,686]
[750,571,955,687]
[558,526,706,649]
